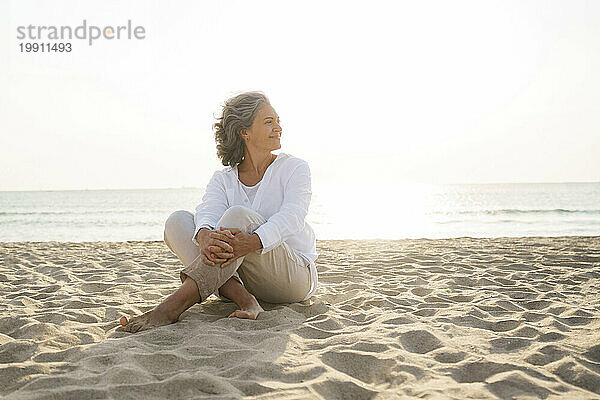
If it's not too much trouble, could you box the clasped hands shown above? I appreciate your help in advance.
[197,227,258,268]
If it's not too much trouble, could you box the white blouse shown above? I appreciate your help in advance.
[192,152,318,301]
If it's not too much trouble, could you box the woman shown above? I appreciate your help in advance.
[120,91,318,332]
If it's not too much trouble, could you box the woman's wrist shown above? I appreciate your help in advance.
[251,233,263,252]
[196,227,211,243]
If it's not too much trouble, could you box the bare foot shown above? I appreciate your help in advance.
[119,277,202,333]
[119,306,178,333]
[228,295,264,320]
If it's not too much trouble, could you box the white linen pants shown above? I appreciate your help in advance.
[163,206,311,304]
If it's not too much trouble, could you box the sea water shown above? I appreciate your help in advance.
[0,182,598,242]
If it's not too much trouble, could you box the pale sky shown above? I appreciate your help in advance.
[1,0,599,191]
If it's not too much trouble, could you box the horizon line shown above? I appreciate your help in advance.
[1,180,599,193]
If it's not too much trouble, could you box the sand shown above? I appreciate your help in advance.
[1,237,600,399]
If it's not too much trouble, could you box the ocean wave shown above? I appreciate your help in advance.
[432,209,600,216]
[0,210,163,216]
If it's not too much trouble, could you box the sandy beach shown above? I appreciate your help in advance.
[1,237,599,399]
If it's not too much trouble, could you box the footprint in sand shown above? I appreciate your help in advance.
[398,329,443,354]
[320,350,396,384]
[524,344,569,366]
[432,349,466,364]
[489,337,531,353]
[0,340,38,363]
[312,379,378,399]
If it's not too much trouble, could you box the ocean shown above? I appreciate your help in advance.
[1,182,599,242]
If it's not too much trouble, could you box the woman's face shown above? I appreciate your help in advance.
[244,104,282,152]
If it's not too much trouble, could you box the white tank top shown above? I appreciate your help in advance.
[240,179,261,204]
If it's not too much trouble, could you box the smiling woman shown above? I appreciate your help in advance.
[213,92,277,168]
[119,91,318,332]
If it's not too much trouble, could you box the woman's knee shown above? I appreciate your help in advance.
[164,210,194,242]
[217,205,256,228]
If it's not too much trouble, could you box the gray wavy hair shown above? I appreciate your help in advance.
[214,91,270,167]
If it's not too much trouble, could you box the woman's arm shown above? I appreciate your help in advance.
[253,161,312,254]
[191,171,236,265]
[192,171,229,246]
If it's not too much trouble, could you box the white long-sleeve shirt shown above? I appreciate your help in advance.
[192,152,318,301]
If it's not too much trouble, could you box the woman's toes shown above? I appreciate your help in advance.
[229,309,258,319]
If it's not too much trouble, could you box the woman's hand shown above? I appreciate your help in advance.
[196,228,235,266]
[215,227,263,268]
